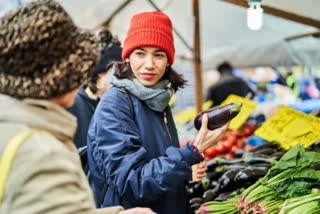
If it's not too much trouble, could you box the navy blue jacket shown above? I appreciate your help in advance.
[68,87,99,148]
[87,86,202,214]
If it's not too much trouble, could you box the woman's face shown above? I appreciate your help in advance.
[128,46,168,87]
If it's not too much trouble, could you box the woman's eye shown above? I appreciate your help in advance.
[135,52,145,56]
[155,53,165,58]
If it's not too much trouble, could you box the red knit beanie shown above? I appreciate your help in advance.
[122,11,175,65]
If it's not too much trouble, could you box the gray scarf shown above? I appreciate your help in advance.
[110,75,174,112]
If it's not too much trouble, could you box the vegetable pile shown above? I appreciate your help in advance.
[188,142,284,212]
[204,122,257,159]
[198,145,320,214]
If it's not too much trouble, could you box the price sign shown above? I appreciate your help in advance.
[221,94,258,130]
[255,105,320,149]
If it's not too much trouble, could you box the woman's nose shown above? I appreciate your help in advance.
[144,56,155,69]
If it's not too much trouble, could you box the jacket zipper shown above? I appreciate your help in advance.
[163,111,173,145]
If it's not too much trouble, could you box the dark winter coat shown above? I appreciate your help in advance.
[68,87,99,148]
[206,75,254,106]
[87,86,202,214]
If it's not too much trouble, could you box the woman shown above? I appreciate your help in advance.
[87,11,228,214]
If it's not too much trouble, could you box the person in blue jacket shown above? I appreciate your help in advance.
[68,28,122,149]
[87,11,228,214]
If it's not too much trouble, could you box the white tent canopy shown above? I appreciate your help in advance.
[1,0,319,69]
[55,0,320,69]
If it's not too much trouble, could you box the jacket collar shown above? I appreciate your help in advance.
[0,94,77,142]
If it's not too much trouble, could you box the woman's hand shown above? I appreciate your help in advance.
[192,160,208,181]
[193,113,229,153]
[119,207,156,214]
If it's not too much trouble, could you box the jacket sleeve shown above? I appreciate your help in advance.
[88,90,203,204]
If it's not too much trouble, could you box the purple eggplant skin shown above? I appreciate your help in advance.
[194,102,242,130]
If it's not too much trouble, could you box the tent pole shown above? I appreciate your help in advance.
[193,0,203,113]
[100,0,133,27]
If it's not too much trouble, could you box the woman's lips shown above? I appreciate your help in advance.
[141,73,156,80]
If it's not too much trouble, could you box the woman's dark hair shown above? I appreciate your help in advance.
[113,61,187,91]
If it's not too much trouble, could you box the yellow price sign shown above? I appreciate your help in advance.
[255,106,320,150]
[221,94,258,130]
[174,100,213,124]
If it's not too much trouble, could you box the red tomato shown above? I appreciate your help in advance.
[244,144,254,151]
[222,140,233,151]
[231,130,241,137]
[243,123,255,137]
[224,153,234,159]
[215,144,225,155]
[231,145,238,153]
[236,140,244,148]
[227,135,237,145]
[204,146,218,159]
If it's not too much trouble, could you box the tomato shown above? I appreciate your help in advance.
[215,144,225,155]
[224,153,234,159]
[227,135,237,145]
[231,145,238,153]
[244,144,254,151]
[243,123,255,137]
[231,130,241,137]
[236,140,244,148]
[222,140,233,151]
[204,146,218,159]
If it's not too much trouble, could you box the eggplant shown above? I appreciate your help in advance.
[251,148,278,156]
[219,168,243,191]
[244,156,275,165]
[214,192,235,202]
[243,153,271,159]
[187,177,213,198]
[270,151,286,160]
[189,197,203,205]
[210,180,219,189]
[202,184,220,202]
[250,163,272,169]
[234,166,269,184]
[207,157,244,171]
[201,177,210,190]
[234,149,246,158]
[190,203,202,211]
[249,142,279,152]
[194,102,242,130]
[187,182,204,198]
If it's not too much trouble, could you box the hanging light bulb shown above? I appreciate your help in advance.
[247,0,263,31]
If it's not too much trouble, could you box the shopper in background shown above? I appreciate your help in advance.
[87,11,228,214]
[206,61,254,106]
[0,1,152,213]
[68,27,122,149]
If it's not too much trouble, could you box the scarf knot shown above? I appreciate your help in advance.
[110,74,174,112]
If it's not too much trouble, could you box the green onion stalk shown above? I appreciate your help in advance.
[279,193,320,214]
[197,195,239,214]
